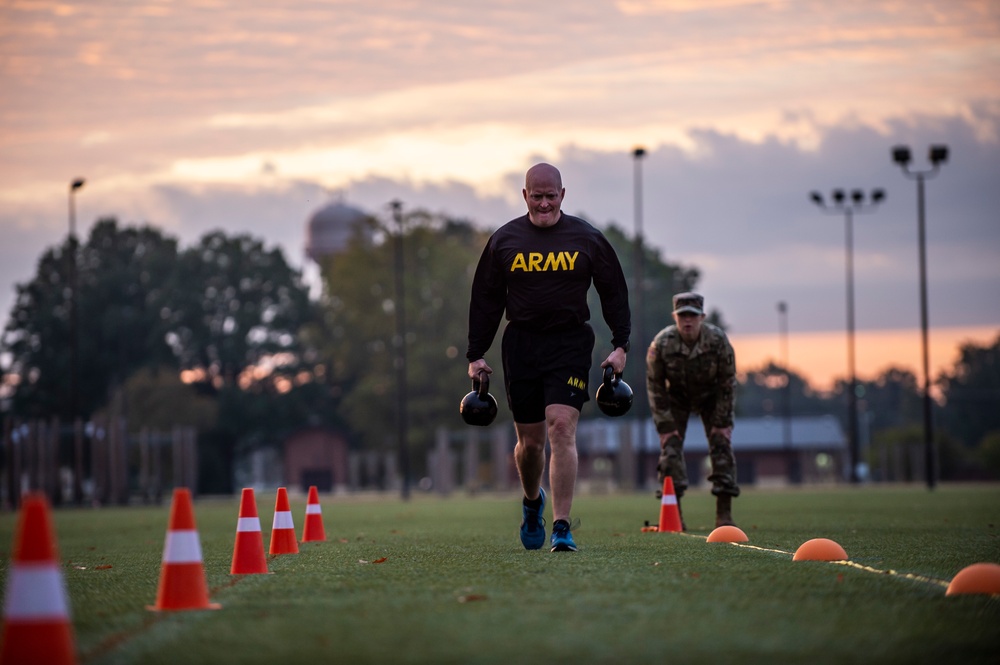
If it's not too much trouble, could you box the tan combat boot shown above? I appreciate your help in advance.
[715,495,735,527]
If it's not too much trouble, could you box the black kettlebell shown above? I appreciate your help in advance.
[596,365,633,417]
[460,370,498,426]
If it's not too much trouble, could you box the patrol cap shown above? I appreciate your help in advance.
[672,292,705,315]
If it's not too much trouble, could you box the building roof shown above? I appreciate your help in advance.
[578,415,846,454]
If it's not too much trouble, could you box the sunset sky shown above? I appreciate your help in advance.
[2,0,998,390]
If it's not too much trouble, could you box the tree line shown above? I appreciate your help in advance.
[1,211,997,491]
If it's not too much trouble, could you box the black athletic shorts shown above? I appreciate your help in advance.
[500,323,595,424]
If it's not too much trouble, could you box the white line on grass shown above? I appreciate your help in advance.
[680,532,951,590]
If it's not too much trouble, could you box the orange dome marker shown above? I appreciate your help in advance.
[1,493,78,665]
[707,525,749,543]
[148,488,221,611]
[301,485,327,543]
[945,562,1000,596]
[793,538,848,561]
[268,487,299,555]
[230,488,269,575]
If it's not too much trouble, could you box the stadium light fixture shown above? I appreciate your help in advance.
[809,188,886,484]
[891,144,949,490]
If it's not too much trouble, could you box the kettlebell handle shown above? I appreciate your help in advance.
[473,370,490,397]
[603,365,620,387]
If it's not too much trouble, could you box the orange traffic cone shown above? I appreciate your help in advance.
[268,487,299,555]
[148,488,221,611]
[1,493,77,665]
[301,486,327,543]
[230,488,269,574]
[657,477,683,533]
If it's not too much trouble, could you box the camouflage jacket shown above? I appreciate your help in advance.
[645,322,736,433]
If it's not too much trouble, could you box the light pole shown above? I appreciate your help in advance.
[892,144,948,490]
[69,178,85,505]
[810,187,885,483]
[389,200,411,500]
[632,146,647,488]
[777,301,799,483]
[68,178,85,422]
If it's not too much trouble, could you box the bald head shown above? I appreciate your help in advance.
[523,163,565,228]
[525,163,562,190]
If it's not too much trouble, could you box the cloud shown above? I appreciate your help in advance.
[3,1,997,198]
[649,116,1000,334]
[3,111,995,345]
[2,1,998,344]
[616,0,786,13]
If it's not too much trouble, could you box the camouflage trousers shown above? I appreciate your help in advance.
[656,418,740,498]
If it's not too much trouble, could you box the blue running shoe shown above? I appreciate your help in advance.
[550,519,577,552]
[519,487,546,550]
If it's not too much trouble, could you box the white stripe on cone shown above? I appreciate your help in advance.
[3,565,70,620]
[236,517,261,533]
[661,494,678,506]
[305,504,321,515]
[162,530,203,564]
[272,511,294,530]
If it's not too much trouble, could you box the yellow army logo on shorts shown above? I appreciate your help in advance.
[510,251,579,272]
[566,376,587,390]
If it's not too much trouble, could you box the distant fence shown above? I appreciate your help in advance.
[1,418,197,510]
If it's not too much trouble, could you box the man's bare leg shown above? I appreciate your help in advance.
[514,421,546,500]
[545,404,579,523]
[514,420,548,549]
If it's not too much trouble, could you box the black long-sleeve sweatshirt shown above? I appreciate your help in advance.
[466,213,631,362]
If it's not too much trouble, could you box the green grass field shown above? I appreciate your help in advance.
[2,485,999,664]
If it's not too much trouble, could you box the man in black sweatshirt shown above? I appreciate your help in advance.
[467,162,631,552]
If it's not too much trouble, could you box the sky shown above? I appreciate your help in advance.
[2,0,999,390]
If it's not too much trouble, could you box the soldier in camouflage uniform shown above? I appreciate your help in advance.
[645,292,739,529]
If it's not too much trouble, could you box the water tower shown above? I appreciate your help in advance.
[304,199,370,262]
